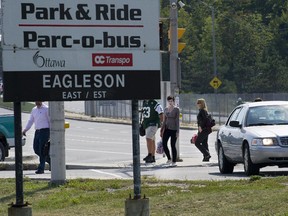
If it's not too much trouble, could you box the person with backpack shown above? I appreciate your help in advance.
[194,98,213,162]
[142,99,164,163]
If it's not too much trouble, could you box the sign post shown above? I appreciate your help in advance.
[8,102,32,216]
[210,76,222,124]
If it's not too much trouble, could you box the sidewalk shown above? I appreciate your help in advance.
[0,154,219,180]
[0,154,218,171]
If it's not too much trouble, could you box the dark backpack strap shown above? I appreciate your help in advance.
[140,110,143,123]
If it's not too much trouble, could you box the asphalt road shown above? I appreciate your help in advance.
[2,106,288,180]
[18,109,216,166]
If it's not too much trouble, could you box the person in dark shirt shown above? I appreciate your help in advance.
[195,98,211,162]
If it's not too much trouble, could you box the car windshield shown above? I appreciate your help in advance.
[246,105,288,126]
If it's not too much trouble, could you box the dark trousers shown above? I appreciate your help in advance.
[162,129,177,163]
[33,128,50,171]
[195,130,210,157]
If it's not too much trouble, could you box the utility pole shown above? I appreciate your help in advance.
[169,0,179,98]
[169,0,183,161]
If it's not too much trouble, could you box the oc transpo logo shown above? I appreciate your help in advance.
[33,51,66,68]
[92,53,133,67]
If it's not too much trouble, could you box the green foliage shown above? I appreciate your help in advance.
[161,0,288,93]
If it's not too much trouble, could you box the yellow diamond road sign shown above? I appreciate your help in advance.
[210,76,222,89]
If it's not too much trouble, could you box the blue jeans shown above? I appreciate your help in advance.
[33,128,50,171]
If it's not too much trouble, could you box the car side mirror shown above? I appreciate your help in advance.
[229,120,241,128]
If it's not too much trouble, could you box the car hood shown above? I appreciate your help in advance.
[246,125,288,137]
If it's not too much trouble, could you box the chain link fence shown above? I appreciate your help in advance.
[85,93,288,125]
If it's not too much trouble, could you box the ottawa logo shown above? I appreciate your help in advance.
[33,51,66,68]
[92,53,133,67]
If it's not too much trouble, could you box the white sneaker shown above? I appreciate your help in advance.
[171,162,177,167]
[166,160,172,165]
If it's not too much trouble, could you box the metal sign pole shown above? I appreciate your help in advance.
[13,102,24,206]
[8,103,32,215]
[131,99,141,199]
[125,100,149,216]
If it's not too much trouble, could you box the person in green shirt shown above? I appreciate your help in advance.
[142,99,164,163]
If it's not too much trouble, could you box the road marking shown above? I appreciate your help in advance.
[89,169,123,178]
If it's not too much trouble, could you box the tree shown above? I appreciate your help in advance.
[160,0,288,93]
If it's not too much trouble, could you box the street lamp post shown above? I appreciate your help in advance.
[210,6,220,123]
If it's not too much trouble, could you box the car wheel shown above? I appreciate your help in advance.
[218,145,234,174]
[0,141,5,161]
[243,145,259,176]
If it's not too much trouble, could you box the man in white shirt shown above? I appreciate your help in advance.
[23,101,50,174]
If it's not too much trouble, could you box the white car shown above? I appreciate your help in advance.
[215,101,288,176]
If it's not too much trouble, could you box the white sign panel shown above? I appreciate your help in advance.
[2,0,161,101]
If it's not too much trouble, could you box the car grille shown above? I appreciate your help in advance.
[280,137,288,146]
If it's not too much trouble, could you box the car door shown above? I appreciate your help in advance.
[220,107,243,159]
[228,107,247,162]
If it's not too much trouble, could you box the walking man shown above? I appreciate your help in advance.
[23,101,50,174]
[142,99,163,163]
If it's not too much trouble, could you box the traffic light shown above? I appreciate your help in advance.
[168,28,186,53]
[159,21,164,50]
[177,28,186,53]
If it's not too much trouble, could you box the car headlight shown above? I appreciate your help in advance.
[252,138,277,146]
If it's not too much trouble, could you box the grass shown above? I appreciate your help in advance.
[1,177,288,216]
[0,98,34,113]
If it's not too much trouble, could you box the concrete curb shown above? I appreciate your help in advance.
[0,162,218,171]
[0,155,218,171]
[64,111,221,131]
